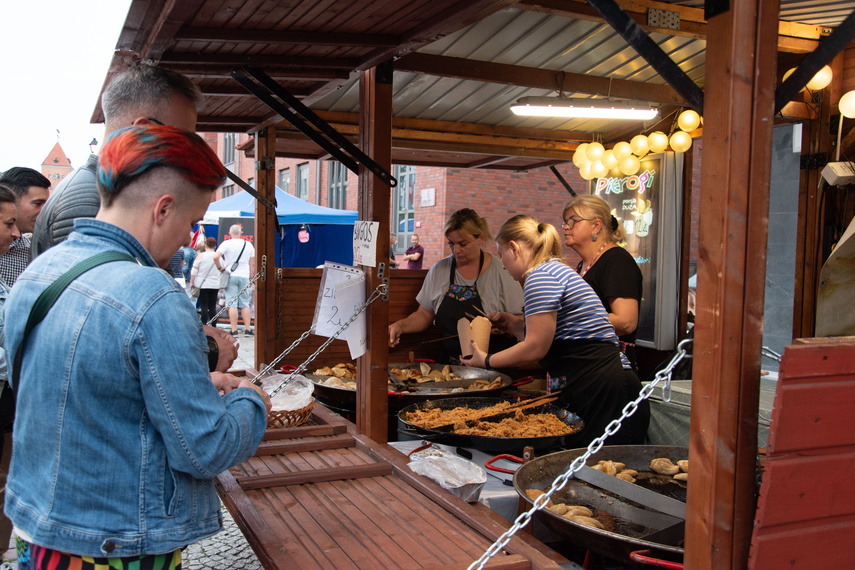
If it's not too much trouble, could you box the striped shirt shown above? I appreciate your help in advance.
[524,259,621,346]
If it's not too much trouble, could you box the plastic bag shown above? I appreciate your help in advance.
[408,447,486,502]
[261,374,314,411]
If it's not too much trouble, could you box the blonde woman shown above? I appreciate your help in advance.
[462,215,648,445]
[563,195,643,370]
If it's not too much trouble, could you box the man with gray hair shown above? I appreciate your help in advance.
[214,224,255,336]
[29,63,239,372]
[31,62,202,257]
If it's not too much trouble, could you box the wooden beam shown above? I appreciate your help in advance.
[466,156,512,168]
[165,65,351,80]
[395,52,686,106]
[236,463,394,490]
[254,128,277,370]
[160,52,358,69]
[174,27,398,48]
[138,0,206,60]
[200,84,311,98]
[518,0,821,53]
[685,0,779,567]
[356,61,393,443]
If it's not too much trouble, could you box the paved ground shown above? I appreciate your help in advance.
[2,328,264,570]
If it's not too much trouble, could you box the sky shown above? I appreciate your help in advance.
[0,1,134,173]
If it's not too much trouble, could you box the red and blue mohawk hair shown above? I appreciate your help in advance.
[98,125,226,199]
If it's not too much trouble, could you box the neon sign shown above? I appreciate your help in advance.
[593,169,656,195]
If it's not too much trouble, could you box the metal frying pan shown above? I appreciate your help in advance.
[397,396,585,453]
[513,445,689,564]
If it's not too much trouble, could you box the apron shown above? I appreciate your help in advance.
[435,251,486,363]
[541,339,649,446]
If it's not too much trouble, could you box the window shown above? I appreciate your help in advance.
[296,163,309,200]
[247,177,254,188]
[327,161,347,209]
[278,168,290,192]
[393,165,416,246]
[222,184,235,198]
[223,133,236,164]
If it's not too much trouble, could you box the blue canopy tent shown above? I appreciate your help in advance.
[201,187,358,267]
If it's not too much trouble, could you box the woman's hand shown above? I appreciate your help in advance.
[460,340,487,368]
[388,306,435,347]
[389,321,404,347]
[488,311,525,340]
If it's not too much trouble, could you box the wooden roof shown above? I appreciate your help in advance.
[93,0,851,170]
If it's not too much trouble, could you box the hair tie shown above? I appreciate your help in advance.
[611,215,619,232]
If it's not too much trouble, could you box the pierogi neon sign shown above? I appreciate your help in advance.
[593,169,656,195]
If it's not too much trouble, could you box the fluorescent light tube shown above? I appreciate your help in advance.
[510,97,659,120]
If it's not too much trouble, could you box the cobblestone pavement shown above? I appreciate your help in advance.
[3,329,263,570]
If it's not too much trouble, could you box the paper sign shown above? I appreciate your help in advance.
[312,262,365,338]
[352,220,379,267]
[336,278,367,359]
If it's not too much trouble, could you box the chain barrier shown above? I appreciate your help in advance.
[467,338,694,570]
[254,284,388,398]
[205,272,264,327]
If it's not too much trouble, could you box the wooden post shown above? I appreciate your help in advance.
[254,127,277,369]
[685,1,779,568]
[356,61,393,442]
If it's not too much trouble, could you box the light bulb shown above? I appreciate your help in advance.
[610,166,623,178]
[669,131,692,153]
[806,65,833,91]
[630,135,649,157]
[585,142,605,162]
[612,141,632,160]
[602,150,618,169]
[579,161,594,180]
[648,131,669,154]
[591,160,609,178]
[619,155,640,176]
[678,110,701,132]
[573,144,590,167]
[839,90,855,119]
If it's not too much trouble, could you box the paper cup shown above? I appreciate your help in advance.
[458,316,491,356]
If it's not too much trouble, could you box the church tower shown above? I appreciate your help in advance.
[41,142,73,191]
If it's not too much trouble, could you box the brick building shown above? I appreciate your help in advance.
[40,142,73,191]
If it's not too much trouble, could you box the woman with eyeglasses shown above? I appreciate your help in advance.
[388,208,524,364]
[462,214,649,446]
[562,195,643,371]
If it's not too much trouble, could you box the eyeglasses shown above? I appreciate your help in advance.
[563,217,593,229]
[146,117,165,126]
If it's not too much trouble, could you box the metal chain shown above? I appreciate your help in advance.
[761,346,782,363]
[205,271,264,327]
[256,284,388,398]
[468,338,694,570]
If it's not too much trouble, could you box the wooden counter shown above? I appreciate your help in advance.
[216,403,568,570]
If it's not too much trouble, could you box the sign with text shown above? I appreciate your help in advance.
[352,220,379,267]
[312,263,366,347]
[336,277,367,359]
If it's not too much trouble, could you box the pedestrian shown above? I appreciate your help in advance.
[402,233,424,269]
[214,225,255,336]
[4,125,271,566]
[389,232,399,268]
[191,237,222,325]
[0,168,50,286]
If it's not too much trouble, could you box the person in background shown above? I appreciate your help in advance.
[402,233,424,269]
[0,184,21,560]
[0,168,50,286]
[214,225,255,336]
[182,231,198,289]
[29,62,237,372]
[389,232,399,268]
[563,195,643,371]
[191,237,222,326]
[389,209,523,363]
[169,247,185,289]
[4,125,270,567]
[462,214,648,446]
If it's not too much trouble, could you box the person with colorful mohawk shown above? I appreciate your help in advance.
[4,125,271,568]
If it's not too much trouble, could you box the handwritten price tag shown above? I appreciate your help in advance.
[336,278,367,359]
[312,262,365,339]
[352,220,379,267]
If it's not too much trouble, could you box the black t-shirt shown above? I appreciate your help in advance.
[582,246,642,344]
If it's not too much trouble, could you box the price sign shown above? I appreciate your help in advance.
[336,277,367,359]
[352,220,379,267]
[312,262,365,338]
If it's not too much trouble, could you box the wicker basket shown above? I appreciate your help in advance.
[267,398,315,429]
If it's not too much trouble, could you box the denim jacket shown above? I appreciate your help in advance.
[4,219,267,557]
[0,278,8,394]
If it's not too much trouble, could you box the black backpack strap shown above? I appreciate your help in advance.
[11,251,137,389]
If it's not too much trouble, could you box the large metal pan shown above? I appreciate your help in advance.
[397,396,586,453]
[514,445,688,564]
[298,363,520,412]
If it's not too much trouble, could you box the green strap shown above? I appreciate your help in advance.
[12,251,137,389]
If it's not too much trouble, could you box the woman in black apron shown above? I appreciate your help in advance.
[389,209,524,364]
[462,215,648,446]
